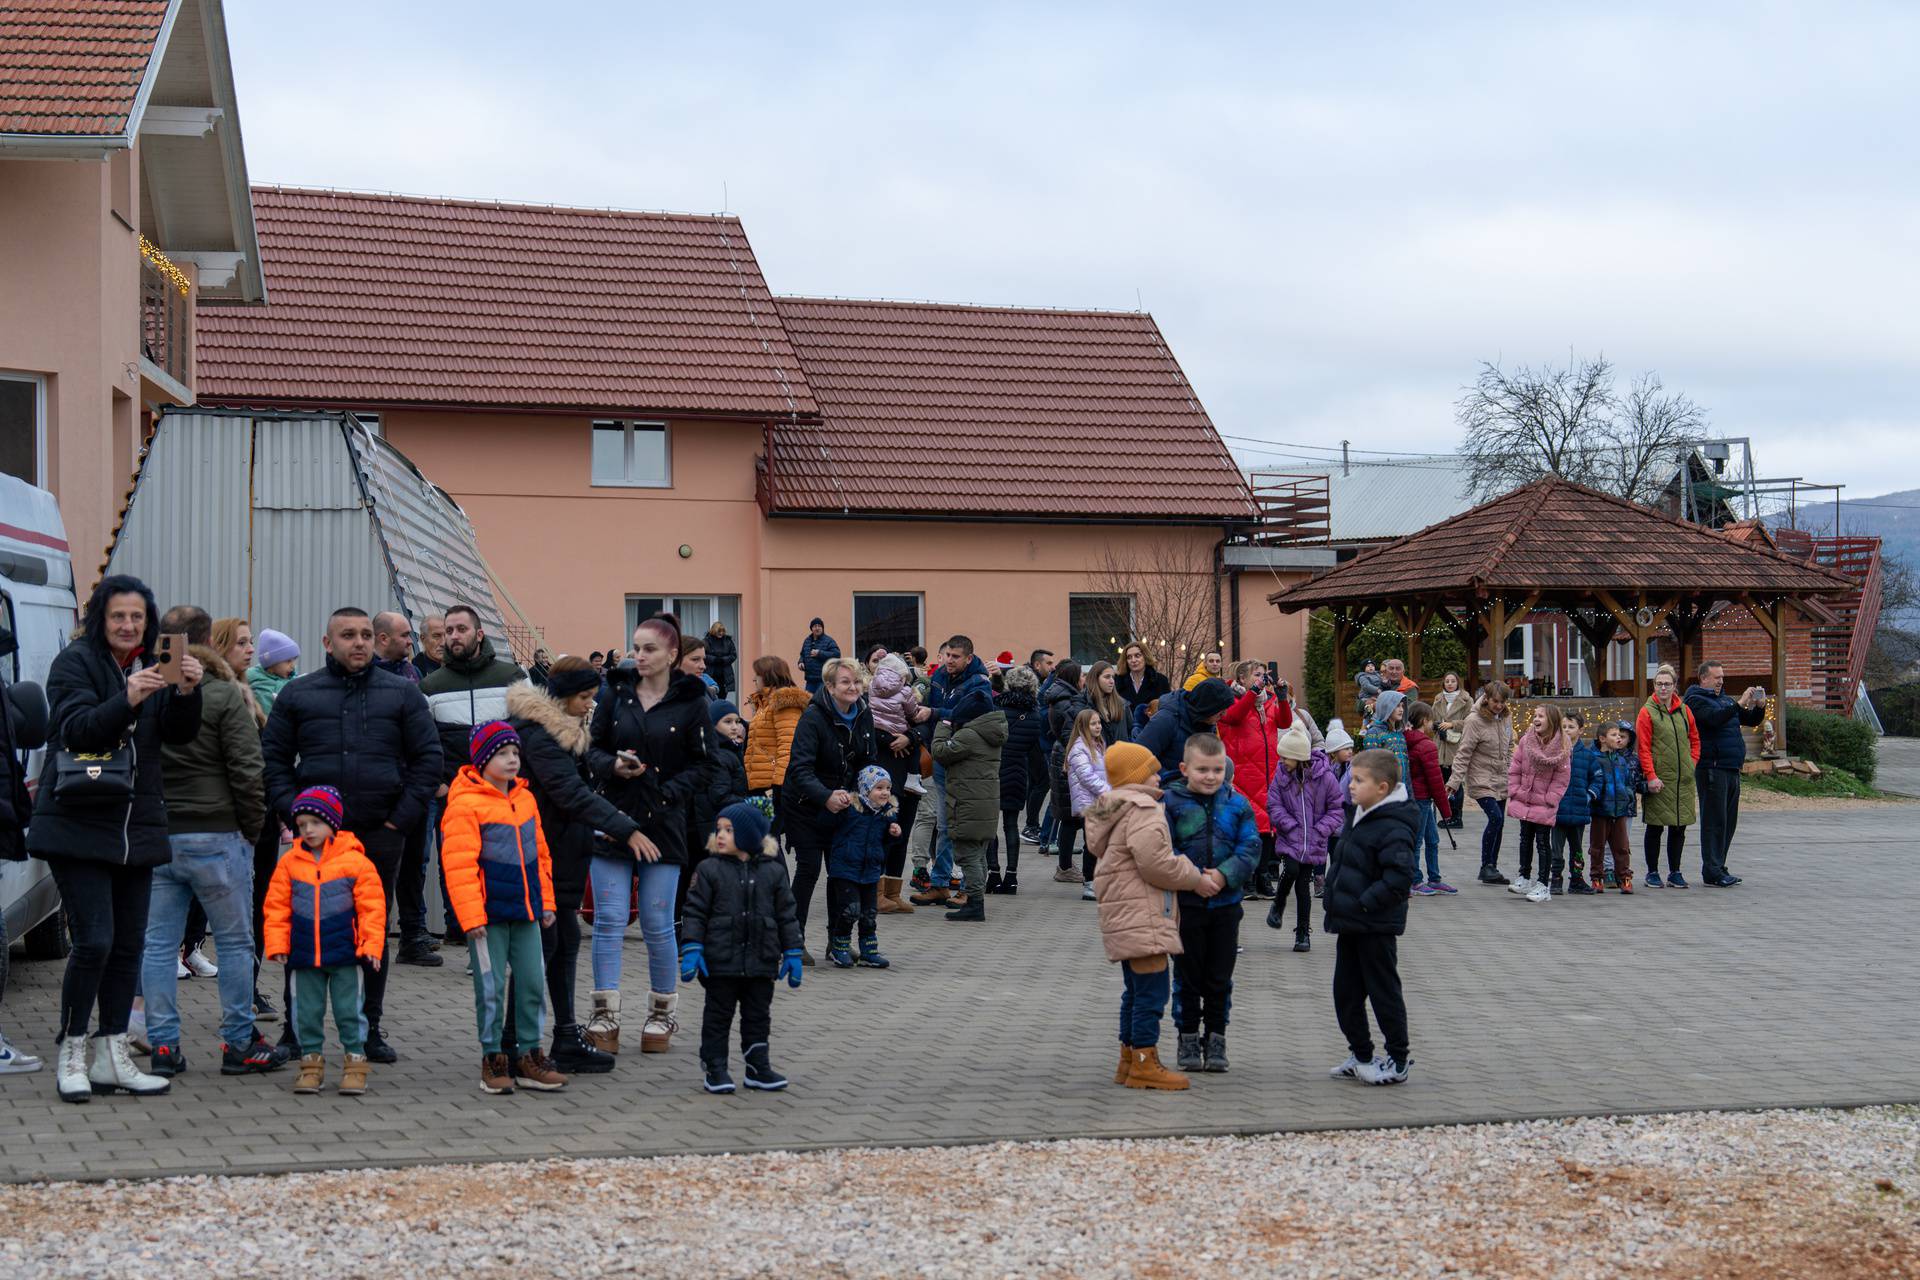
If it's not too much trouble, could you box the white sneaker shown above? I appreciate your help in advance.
[0,1032,43,1074]
[1525,881,1552,903]
[1080,882,1096,901]
[1356,1055,1411,1085]
[1328,1053,1364,1079]
[183,947,218,978]
[1507,876,1535,895]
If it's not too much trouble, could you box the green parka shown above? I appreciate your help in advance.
[1635,693,1699,828]
[932,710,1008,842]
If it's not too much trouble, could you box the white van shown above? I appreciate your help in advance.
[1,472,80,978]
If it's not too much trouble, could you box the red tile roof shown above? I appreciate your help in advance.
[0,0,169,136]
[767,297,1257,520]
[196,187,816,417]
[1268,476,1857,610]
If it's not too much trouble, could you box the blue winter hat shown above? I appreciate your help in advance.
[718,802,771,854]
[856,764,892,803]
[708,699,740,728]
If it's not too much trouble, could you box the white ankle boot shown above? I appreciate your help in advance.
[584,990,621,1055]
[56,1035,91,1104]
[88,1032,170,1096]
[640,992,677,1053]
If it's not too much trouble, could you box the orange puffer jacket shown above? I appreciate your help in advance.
[1085,783,1207,963]
[263,832,387,969]
[744,686,811,792]
[439,766,555,933]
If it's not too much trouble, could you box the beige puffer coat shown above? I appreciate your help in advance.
[1431,687,1474,769]
[1085,784,1206,963]
[1447,701,1513,801]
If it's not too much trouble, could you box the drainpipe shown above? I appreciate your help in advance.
[1213,533,1230,660]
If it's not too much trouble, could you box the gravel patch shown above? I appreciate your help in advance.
[5,1107,1916,1277]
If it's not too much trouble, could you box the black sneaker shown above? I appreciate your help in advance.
[221,1035,288,1075]
[397,941,444,967]
[364,1026,398,1064]
[703,1058,736,1094]
[252,991,281,1024]
[150,1044,187,1076]
[1021,826,1042,844]
[743,1042,788,1091]
[1478,867,1511,886]
[1292,931,1311,953]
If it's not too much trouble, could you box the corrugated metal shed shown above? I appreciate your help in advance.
[105,408,530,665]
[1253,455,1478,544]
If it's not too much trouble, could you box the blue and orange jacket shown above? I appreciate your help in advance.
[263,831,387,969]
[439,765,555,933]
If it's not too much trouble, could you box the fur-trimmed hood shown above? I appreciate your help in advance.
[751,685,813,715]
[506,679,589,755]
[190,643,237,686]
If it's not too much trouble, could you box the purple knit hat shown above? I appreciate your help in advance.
[290,786,344,832]
[470,720,521,772]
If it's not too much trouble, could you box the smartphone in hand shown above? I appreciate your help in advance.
[155,632,189,685]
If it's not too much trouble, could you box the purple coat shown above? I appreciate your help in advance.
[1267,750,1345,867]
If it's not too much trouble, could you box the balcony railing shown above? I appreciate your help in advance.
[139,237,191,389]
[1240,471,1331,545]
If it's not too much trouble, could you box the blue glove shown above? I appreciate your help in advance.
[779,948,803,988]
[679,941,707,982]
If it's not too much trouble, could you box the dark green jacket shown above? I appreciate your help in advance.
[161,647,268,840]
[933,709,1007,842]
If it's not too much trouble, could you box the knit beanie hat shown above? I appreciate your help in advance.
[1104,742,1158,789]
[256,628,299,668]
[469,720,521,772]
[1184,677,1236,721]
[1278,723,1313,762]
[708,699,740,728]
[718,801,771,854]
[546,664,600,699]
[856,764,891,803]
[1323,719,1355,754]
[290,785,344,832]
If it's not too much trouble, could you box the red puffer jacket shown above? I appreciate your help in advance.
[1215,687,1292,834]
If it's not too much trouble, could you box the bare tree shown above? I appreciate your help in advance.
[1601,372,1707,504]
[1454,354,1619,500]
[1085,535,1220,673]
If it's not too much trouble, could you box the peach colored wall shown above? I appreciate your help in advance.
[0,149,146,579]
[1235,569,1314,684]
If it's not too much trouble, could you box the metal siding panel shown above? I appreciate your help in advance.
[105,412,253,621]
[253,417,357,509]
[249,507,397,664]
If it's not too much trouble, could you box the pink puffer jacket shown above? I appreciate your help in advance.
[868,661,921,738]
[1085,784,1206,963]
[1505,728,1572,825]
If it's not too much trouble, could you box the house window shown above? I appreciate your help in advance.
[352,412,383,439]
[1069,594,1134,666]
[854,593,923,659]
[623,595,740,648]
[592,420,670,487]
[0,373,44,486]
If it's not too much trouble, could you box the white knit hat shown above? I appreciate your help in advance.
[1322,718,1355,754]
[1278,723,1313,762]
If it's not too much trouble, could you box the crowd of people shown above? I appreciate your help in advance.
[0,578,1768,1099]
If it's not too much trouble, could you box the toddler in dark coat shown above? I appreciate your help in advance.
[825,766,900,969]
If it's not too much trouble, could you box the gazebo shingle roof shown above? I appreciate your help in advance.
[1267,476,1855,610]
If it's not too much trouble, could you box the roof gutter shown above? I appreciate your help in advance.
[0,0,181,157]
[194,394,822,426]
[765,509,1260,529]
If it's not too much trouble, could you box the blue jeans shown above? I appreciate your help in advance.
[588,855,681,995]
[928,770,954,885]
[1476,796,1506,870]
[142,831,257,1051]
[1119,960,1171,1049]
[1415,799,1441,882]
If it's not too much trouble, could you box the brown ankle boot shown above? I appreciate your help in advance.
[480,1053,515,1095]
[338,1053,370,1096]
[1123,1046,1190,1091]
[1115,1043,1132,1085]
[294,1053,325,1094]
[908,884,949,906]
[877,876,914,914]
[514,1048,568,1091]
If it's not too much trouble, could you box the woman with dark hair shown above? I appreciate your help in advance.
[30,575,204,1102]
[781,657,876,958]
[705,622,737,698]
[585,616,711,1057]
[1116,643,1171,733]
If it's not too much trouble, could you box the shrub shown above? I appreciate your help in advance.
[1785,706,1877,784]
[1303,608,1468,730]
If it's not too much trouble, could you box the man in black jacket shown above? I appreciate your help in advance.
[1323,748,1419,1086]
[1683,661,1767,888]
[799,618,840,693]
[261,607,441,1061]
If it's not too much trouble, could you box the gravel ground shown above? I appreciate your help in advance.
[5,1107,1916,1278]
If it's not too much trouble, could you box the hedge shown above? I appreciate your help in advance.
[1785,706,1877,784]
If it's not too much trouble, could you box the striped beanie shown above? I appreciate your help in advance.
[290,785,344,832]
[470,720,521,772]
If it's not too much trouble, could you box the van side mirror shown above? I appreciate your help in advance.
[4,680,49,751]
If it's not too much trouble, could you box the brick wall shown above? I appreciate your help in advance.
[1701,617,1821,706]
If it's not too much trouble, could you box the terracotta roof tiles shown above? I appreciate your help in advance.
[0,0,168,136]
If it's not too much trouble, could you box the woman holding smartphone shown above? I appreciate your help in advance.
[585,615,712,1058]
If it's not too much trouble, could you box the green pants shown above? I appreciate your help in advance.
[469,921,545,1054]
[291,964,366,1056]
[952,837,988,896]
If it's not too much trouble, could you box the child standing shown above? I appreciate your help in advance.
[440,721,564,1096]
[1325,748,1419,1085]
[1588,720,1641,893]
[825,766,899,968]
[1359,691,1411,784]
[1065,709,1110,900]
[1402,703,1455,895]
[1164,734,1260,1074]
[1505,706,1571,904]
[1553,711,1601,896]
[263,786,385,1096]
[1318,720,1356,899]
[680,803,804,1094]
[1085,743,1220,1090]
[1265,724,1345,951]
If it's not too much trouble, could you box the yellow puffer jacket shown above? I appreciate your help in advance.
[744,685,812,791]
[1182,660,1214,692]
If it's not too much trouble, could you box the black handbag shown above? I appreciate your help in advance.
[52,743,135,805]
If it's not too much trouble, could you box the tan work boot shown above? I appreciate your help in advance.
[907,884,949,906]
[1115,1043,1132,1086]
[294,1053,325,1094]
[584,990,620,1054]
[876,876,914,914]
[514,1048,569,1091]
[1123,1046,1190,1091]
[640,992,678,1053]
[480,1053,515,1095]
[338,1053,370,1096]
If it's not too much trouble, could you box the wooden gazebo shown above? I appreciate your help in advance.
[1266,477,1857,751]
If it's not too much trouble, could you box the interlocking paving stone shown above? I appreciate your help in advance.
[0,804,1916,1183]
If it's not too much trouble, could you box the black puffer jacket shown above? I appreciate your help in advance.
[704,631,738,697]
[1322,790,1420,936]
[782,687,876,834]
[588,667,712,865]
[507,681,638,911]
[996,689,1043,812]
[1045,683,1090,817]
[681,850,803,977]
[28,639,202,868]
[260,654,441,834]
[695,738,751,845]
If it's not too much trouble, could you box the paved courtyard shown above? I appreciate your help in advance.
[2,801,1917,1183]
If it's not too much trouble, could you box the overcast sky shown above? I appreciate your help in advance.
[226,1,1920,501]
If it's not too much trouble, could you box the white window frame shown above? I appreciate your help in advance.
[852,591,925,656]
[1478,622,1535,678]
[0,371,46,488]
[591,419,671,488]
[624,594,740,639]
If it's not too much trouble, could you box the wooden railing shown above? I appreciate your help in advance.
[140,253,191,387]
[1809,536,1881,714]
[1242,471,1331,545]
